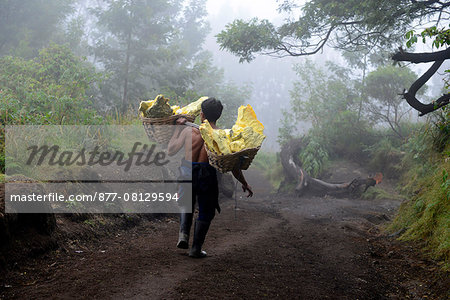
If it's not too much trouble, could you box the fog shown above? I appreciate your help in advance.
[201,0,448,150]
[2,0,448,152]
[203,0,335,150]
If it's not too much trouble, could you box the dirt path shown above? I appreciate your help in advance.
[1,165,448,299]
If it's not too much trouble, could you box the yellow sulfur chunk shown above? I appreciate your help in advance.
[142,95,173,118]
[232,105,264,135]
[199,120,218,153]
[214,129,232,155]
[138,98,157,117]
[200,120,232,155]
[139,95,209,118]
[241,126,265,149]
[200,104,265,155]
[139,95,172,118]
[176,96,208,116]
[171,105,180,114]
[230,140,245,153]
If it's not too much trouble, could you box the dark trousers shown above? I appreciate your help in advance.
[179,160,219,232]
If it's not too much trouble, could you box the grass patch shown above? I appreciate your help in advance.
[361,186,406,201]
[0,173,4,183]
[389,158,450,270]
[0,152,4,174]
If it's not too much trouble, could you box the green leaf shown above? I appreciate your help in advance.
[405,31,412,39]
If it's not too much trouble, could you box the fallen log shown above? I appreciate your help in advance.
[279,138,381,197]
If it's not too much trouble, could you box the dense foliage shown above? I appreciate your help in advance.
[0,0,250,174]
[0,44,104,173]
[0,44,103,125]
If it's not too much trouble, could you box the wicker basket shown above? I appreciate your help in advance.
[205,145,260,173]
[141,114,196,144]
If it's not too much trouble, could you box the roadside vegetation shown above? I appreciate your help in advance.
[390,110,449,270]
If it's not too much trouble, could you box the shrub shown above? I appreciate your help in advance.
[365,138,404,179]
[430,106,449,153]
[298,137,329,177]
[0,43,103,126]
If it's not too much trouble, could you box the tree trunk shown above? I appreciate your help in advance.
[122,30,132,113]
[279,139,380,197]
[358,53,367,122]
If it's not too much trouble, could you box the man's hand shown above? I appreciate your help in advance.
[232,168,253,197]
[242,183,253,197]
[176,117,187,125]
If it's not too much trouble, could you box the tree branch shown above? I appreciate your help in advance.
[274,25,336,57]
[402,60,449,115]
[392,44,450,116]
[392,47,450,63]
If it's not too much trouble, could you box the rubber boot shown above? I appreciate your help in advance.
[189,220,210,258]
[177,213,193,249]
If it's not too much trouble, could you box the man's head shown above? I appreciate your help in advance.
[200,97,223,123]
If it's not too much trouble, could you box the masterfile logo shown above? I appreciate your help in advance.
[5,125,193,213]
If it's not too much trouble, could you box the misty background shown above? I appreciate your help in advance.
[203,0,447,150]
[1,0,448,151]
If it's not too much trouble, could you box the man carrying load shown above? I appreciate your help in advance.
[168,97,253,258]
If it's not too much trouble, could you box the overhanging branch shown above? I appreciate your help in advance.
[392,47,450,63]
[402,60,449,115]
[393,47,450,116]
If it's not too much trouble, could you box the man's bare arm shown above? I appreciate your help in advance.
[232,168,253,197]
[168,118,189,156]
